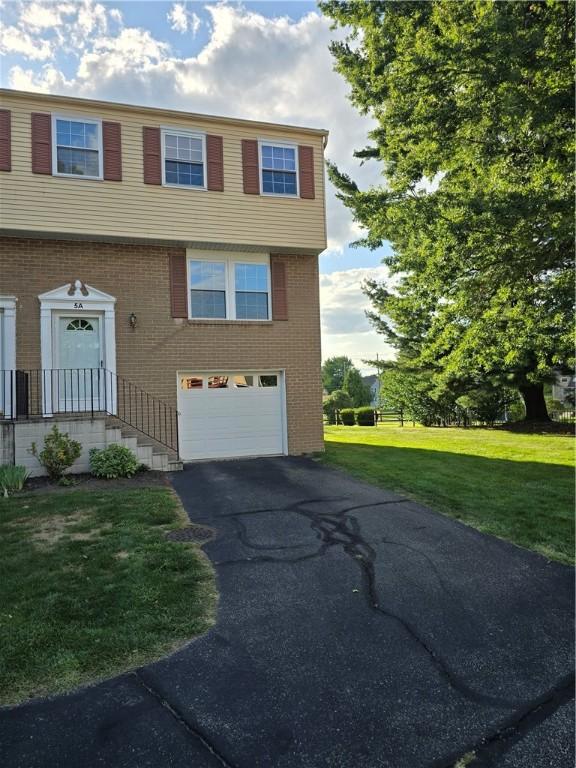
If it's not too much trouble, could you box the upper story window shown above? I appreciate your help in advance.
[187,254,270,321]
[260,142,298,196]
[53,116,102,179]
[162,129,206,188]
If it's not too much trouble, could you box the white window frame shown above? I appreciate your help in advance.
[258,139,299,198]
[161,126,207,191]
[186,250,271,321]
[52,113,103,180]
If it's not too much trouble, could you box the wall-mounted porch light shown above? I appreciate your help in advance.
[129,312,137,330]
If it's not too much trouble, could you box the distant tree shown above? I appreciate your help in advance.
[457,386,519,426]
[323,389,353,425]
[322,356,353,394]
[343,367,372,407]
[320,0,574,421]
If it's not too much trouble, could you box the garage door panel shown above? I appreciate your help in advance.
[181,413,281,431]
[177,371,285,461]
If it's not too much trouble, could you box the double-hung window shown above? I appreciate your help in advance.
[189,261,227,318]
[260,142,298,196]
[234,263,269,320]
[163,130,205,188]
[188,255,270,321]
[53,117,102,178]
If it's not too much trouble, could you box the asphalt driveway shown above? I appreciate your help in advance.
[1,457,574,767]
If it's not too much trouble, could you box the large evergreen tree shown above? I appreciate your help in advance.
[320,0,574,420]
[322,356,353,393]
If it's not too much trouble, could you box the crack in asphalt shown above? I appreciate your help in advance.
[433,671,575,768]
[133,670,238,768]
[214,497,553,711]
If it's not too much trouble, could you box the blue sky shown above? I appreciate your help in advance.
[0,0,394,369]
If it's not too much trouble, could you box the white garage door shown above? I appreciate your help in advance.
[177,371,286,461]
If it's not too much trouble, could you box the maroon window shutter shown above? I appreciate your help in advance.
[298,145,315,199]
[206,135,224,191]
[31,112,52,174]
[270,256,288,321]
[143,126,161,185]
[0,110,11,172]
[242,139,260,194]
[102,121,122,181]
[169,252,188,318]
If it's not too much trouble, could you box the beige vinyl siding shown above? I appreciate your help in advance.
[0,92,327,253]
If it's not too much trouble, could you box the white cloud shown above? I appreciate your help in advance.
[0,23,53,60]
[320,267,395,369]
[19,2,76,31]
[168,3,201,36]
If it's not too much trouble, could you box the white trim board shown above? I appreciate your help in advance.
[0,296,17,418]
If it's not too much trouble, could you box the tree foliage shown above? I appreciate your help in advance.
[322,356,353,393]
[323,389,353,424]
[343,366,373,407]
[380,366,518,426]
[320,0,574,420]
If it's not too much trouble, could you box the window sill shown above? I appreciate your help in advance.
[184,319,273,327]
[162,183,207,191]
[260,192,299,199]
[53,173,103,181]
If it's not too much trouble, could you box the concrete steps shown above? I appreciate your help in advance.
[104,421,182,472]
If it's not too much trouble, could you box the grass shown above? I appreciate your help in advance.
[323,426,575,565]
[0,487,216,706]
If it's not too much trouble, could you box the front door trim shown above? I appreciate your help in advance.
[39,280,116,416]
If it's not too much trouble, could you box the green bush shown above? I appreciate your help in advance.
[0,465,30,497]
[339,408,356,426]
[90,444,139,479]
[356,407,376,426]
[30,425,82,481]
[323,389,353,425]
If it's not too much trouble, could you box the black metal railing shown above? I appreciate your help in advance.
[0,369,179,454]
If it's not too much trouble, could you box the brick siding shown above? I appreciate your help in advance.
[0,237,324,455]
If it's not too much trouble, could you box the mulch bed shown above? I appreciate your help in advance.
[19,471,171,495]
[496,421,575,436]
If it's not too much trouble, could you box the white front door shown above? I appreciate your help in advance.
[56,315,103,412]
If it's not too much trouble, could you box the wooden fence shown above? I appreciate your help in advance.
[326,408,575,428]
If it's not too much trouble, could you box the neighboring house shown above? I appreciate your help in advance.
[0,89,327,475]
[362,375,380,407]
[551,371,575,406]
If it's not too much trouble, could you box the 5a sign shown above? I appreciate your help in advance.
[73,302,84,309]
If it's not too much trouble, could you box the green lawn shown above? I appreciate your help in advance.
[323,426,575,565]
[0,488,216,706]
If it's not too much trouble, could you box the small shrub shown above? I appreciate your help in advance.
[90,444,139,479]
[0,465,30,497]
[30,425,82,481]
[323,389,353,425]
[57,475,77,487]
[339,408,356,426]
[356,407,376,426]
